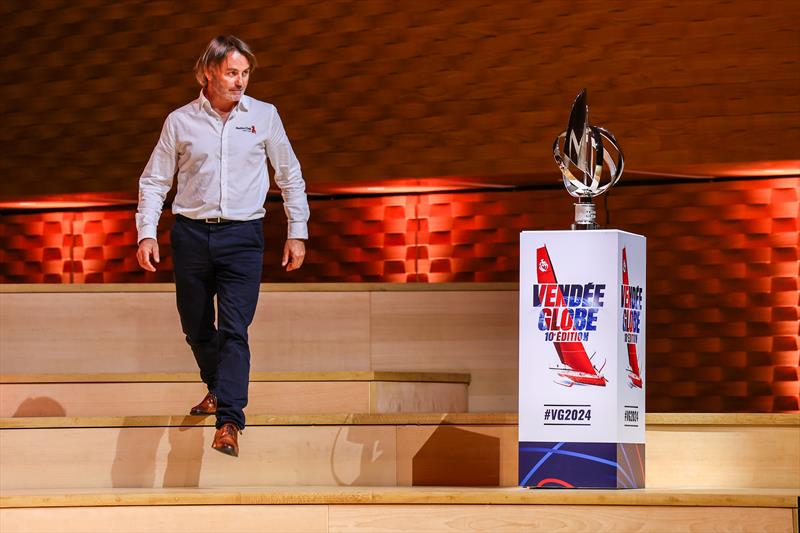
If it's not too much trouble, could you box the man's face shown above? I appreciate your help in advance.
[205,51,251,105]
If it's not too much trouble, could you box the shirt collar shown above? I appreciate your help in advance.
[197,89,249,114]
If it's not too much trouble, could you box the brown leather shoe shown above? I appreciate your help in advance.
[189,392,216,416]
[212,422,240,457]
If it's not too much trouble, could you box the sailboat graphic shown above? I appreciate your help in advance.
[622,248,643,388]
[536,246,607,387]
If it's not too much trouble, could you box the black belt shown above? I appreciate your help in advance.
[176,214,244,225]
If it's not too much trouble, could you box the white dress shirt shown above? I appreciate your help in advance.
[136,91,309,243]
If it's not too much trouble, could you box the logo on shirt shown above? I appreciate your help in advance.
[235,125,256,134]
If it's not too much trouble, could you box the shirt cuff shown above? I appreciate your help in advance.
[287,221,308,240]
[137,225,158,244]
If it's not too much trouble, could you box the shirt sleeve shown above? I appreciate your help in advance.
[266,107,310,240]
[135,115,178,243]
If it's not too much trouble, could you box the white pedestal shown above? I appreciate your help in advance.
[518,230,646,488]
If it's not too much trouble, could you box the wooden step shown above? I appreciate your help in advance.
[0,487,796,533]
[3,485,796,508]
[0,413,517,490]
[0,372,470,417]
[0,413,797,491]
[0,284,519,412]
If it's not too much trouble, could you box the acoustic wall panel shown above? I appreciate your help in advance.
[1,1,798,196]
[0,177,797,413]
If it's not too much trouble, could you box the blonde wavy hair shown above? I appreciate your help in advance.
[194,35,257,87]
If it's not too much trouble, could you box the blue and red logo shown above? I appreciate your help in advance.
[532,246,607,387]
[621,248,643,388]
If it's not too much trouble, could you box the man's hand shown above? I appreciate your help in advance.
[282,239,306,272]
[136,238,160,272]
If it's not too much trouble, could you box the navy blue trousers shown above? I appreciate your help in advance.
[171,215,263,430]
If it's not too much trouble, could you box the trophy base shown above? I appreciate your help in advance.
[572,221,599,230]
[572,200,598,230]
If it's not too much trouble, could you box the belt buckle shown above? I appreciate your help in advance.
[204,217,223,224]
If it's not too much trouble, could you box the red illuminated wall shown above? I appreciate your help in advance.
[1,177,798,412]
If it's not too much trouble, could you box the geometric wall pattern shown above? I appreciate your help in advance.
[1,1,798,197]
[1,177,798,413]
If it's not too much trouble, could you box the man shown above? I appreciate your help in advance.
[135,35,309,457]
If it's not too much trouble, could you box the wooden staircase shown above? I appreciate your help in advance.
[1,284,798,532]
[2,487,796,533]
[0,371,470,417]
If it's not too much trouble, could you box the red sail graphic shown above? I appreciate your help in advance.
[536,246,605,385]
[622,247,643,388]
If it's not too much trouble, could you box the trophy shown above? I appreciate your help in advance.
[553,89,624,230]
